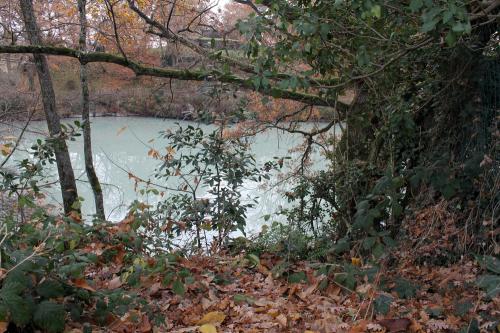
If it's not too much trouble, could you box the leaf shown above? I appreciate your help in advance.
[33,301,65,333]
[378,318,411,332]
[172,279,185,296]
[246,253,260,267]
[374,294,393,315]
[394,278,417,299]
[73,278,96,292]
[233,294,254,304]
[476,275,500,298]
[1,292,33,326]
[107,276,122,290]
[421,18,439,33]
[409,0,423,12]
[288,271,307,283]
[351,257,362,266]
[476,255,500,274]
[371,5,381,18]
[116,126,128,136]
[0,322,7,333]
[199,324,217,333]
[0,144,11,156]
[37,280,65,298]
[276,313,287,327]
[197,311,226,325]
[453,300,473,317]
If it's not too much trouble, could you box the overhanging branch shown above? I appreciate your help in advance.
[0,44,348,109]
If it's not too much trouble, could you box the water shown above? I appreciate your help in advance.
[3,117,337,234]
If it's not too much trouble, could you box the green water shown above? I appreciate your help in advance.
[4,117,338,234]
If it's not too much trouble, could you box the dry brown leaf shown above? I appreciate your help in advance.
[197,311,226,325]
[108,276,123,290]
[0,322,7,333]
[349,320,369,333]
[276,313,287,327]
[298,281,319,300]
[367,323,385,331]
[267,308,279,318]
[138,314,152,332]
[378,318,411,333]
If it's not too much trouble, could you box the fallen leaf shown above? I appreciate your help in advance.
[349,320,369,333]
[276,314,287,327]
[197,311,226,325]
[0,322,7,333]
[351,257,362,266]
[73,278,96,292]
[108,276,123,290]
[199,324,217,333]
[267,308,280,318]
[138,314,152,332]
[0,144,11,156]
[367,323,384,331]
[116,126,128,136]
[378,318,411,332]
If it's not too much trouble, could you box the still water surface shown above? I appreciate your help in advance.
[9,117,334,234]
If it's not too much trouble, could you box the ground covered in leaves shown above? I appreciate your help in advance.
[65,249,498,333]
[1,202,497,333]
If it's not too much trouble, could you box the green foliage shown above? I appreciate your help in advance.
[151,124,278,250]
[475,255,500,298]
[33,301,66,333]
[394,278,418,299]
[374,294,393,315]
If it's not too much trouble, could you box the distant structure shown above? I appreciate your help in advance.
[159,29,242,68]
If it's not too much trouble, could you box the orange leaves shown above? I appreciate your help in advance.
[72,278,96,292]
[147,148,160,159]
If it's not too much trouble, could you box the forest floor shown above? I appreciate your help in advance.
[64,249,499,333]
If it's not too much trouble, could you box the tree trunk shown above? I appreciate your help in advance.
[19,0,79,214]
[78,0,105,220]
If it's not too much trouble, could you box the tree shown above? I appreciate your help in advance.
[78,0,105,220]
[2,0,497,254]
[19,0,79,214]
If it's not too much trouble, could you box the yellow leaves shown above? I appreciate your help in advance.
[0,144,12,156]
[351,257,362,266]
[197,311,226,325]
[199,324,217,333]
[196,312,225,333]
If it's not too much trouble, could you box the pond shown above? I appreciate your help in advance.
[4,117,338,234]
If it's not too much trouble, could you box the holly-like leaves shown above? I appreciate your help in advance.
[33,301,66,333]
